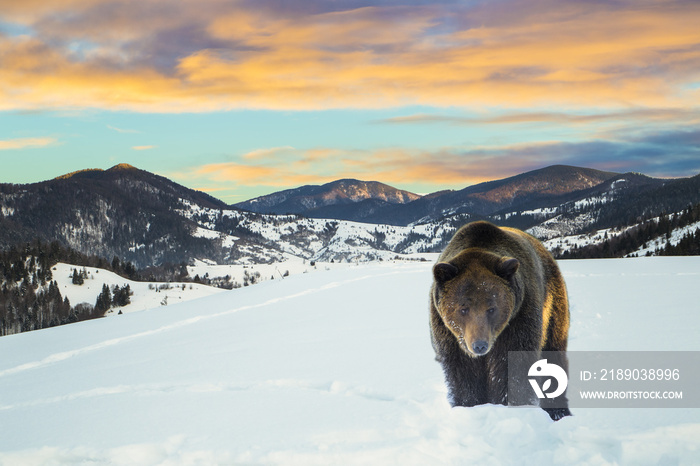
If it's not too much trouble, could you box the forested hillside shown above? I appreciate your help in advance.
[558,203,700,259]
[0,240,143,335]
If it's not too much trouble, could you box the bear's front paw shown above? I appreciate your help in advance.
[544,407,571,421]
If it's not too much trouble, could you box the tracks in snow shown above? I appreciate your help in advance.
[0,268,424,379]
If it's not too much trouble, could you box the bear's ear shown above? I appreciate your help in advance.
[433,262,459,284]
[496,257,519,280]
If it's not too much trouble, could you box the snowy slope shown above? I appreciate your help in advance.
[630,220,700,256]
[178,201,454,263]
[541,217,700,257]
[541,225,631,255]
[52,263,225,315]
[0,258,699,465]
[186,256,434,290]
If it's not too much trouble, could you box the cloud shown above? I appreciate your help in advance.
[187,144,551,193]
[131,145,156,150]
[186,129,700,197]
[194,162,295,186]
[1,0,699,112]
[0,136,57,150]
[241,146,296,160]
[379,109,700,126]
[107,124,140,133]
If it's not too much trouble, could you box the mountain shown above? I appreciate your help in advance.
[384,165,622,225]
[235,166,620,225]
[525,172,700,257]
[451,165,619,211]
[234,179,421,217]
[55,163,227,209]
[0,165,449,267]
[2,163,699,271]
[0,164,232,267]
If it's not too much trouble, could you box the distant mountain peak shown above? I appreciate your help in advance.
[463,165,619,204]
[55,163,138,180]
[54,168,103,180]
[108,163,138,171]
[235,179,421,215]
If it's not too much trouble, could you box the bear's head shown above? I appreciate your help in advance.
[432,250,519,357]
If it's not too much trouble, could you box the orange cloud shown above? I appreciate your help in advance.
[191,150,361,188]
[0,0,101,22]
[0,1,699,112]
[0,136,57,150]
[381,108,700,126]
[195,162,283,185]
[180,123,700,197]
[241,146,296,161]
[186,145,527,193]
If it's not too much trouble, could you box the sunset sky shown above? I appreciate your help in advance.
[1,0,699,202]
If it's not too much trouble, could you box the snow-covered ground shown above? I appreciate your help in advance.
[1,257,699,465]
[53,257,434,315]
[187,256,435,290]
[52,263,226,315]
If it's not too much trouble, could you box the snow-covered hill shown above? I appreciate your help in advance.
[178,201,454,263]
[539,216,700,257]
[1,257,698,464]
[51,263,225,315]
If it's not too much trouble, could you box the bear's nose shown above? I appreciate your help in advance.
[472,340,489,355]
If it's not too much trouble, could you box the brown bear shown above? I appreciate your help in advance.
[429,221,571,421]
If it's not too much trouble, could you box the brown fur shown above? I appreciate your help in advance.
[429,221,571,420]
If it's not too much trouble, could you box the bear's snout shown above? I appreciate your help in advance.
[471,340,489,355]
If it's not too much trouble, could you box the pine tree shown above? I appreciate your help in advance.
[95,284,112,314]
[112,284,131,307]
[71,268,85,285]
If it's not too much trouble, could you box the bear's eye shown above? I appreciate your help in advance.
[459,308,469,317]
[487,307,495,315]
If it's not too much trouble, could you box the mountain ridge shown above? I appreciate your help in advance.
[2,163,699,269]
[1,164,232,267]
[247,165,621,225]
[235,178,421,215]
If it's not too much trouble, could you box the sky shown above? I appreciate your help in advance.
[1,0,699,203]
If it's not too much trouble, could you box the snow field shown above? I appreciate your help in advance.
[187,256,435,292]
[187,256,369,288]
[54,258,435,316]
[51,263,225,315]
[0,258,698,464]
